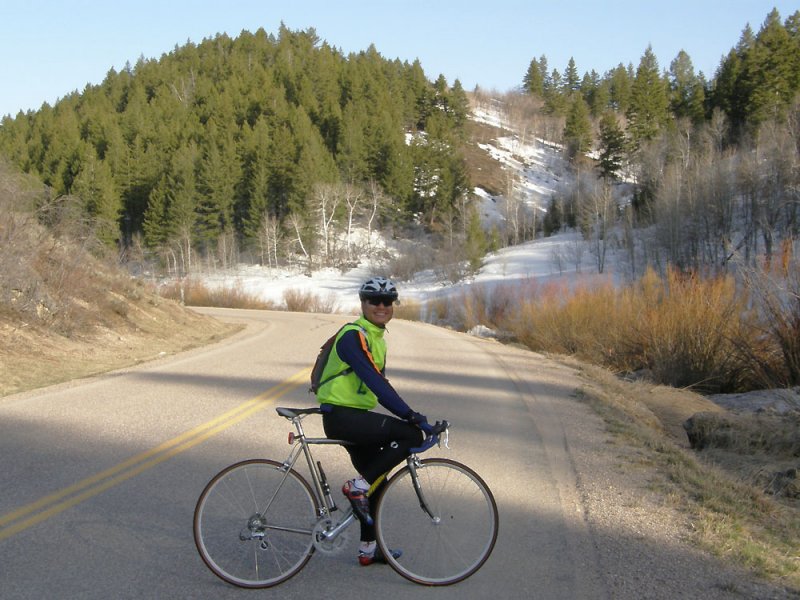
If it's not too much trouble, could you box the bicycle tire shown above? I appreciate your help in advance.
[375,458,498,586]
[193,459,319,588]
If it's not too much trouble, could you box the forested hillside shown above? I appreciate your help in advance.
[511,7,800,275]
[0,10,798,282]
[0,25,470,273]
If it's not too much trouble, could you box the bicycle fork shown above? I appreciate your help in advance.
[407,456,440,523]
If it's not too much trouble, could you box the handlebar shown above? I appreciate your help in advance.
[410,420,449,454]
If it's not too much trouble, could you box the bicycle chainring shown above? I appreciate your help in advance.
[312,520,350,555]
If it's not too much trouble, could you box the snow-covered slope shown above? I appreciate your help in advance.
[198,104,596,314]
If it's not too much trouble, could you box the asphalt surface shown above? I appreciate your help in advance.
[1,309,792,599]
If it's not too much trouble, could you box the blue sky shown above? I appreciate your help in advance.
[1,1,796,118]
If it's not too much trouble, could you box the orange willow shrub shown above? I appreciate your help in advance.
[739,246,800,387]
[478,268,760,392]
[632,268,757,392]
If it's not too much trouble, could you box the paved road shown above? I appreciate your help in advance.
[0,309,608,599]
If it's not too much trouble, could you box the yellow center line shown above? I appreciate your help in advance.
[0,368,310,541]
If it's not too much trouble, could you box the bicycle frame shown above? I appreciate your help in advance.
[276,411,360,547]
[276,410,442,545]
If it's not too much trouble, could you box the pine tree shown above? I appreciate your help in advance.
[710,26,754,132]
[669,50,704,122]
[563,57,580,94]
[71,145,121,247]
[608,63,633,114]
[0,24,469,253]
[597,111,626,180]
[627,46,670,146]
[564,94,593,160]
[242,117,272,241]
[196,123,241,250]
[464,205,487,272]
[523,57,546,96]
[590,79,612,117]
[544,69,567,116]
[741,9,798,127]
[448,79,470,130]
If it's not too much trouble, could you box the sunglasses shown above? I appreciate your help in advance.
[365,296,396,307]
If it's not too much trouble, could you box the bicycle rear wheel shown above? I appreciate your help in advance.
[375,458,498,586]
[193,459,318,588]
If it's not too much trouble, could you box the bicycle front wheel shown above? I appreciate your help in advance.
[193,459,318,588]
[375,458,498,586]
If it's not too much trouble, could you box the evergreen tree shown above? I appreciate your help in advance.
[669,50,705,122]
[266,122,298,220]
[464,205,487,272]
[143,141,199,254]
[543,195,563,236]
[710,26,754,132]
[580,69,603,116]
[590,78,612,117]
[196,129,241,251]
[448,79,470,130]
[627,46,670,145]
[71,144,121,247]
[741,9,798,127]
[290,104,338,213]
[544,69,567,115]
[608,63,633,114]
[338,100,369,183]
[242,117,272,241]
[597,111,626,180]
[563,57,581,93]
[523,56,546,96]
[564,94,593,160]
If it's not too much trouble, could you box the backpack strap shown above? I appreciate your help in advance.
[317,323,368,390]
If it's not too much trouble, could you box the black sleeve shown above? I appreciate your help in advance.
[336,329,413,418]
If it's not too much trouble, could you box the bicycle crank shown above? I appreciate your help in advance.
[312,520,350,555]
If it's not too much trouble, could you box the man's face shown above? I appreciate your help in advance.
[361,297,395,327]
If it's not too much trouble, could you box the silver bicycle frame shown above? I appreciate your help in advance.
[277,412,441,543]
[279,414,358,542]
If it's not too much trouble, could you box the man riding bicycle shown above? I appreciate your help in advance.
[315,277,431,566]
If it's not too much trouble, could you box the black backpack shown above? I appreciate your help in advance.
[309,323,366,394]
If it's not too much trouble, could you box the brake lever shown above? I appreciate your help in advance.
[440,427,450,449]
[435,420,450,450]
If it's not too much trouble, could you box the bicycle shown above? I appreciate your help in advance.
[193,406,499,587]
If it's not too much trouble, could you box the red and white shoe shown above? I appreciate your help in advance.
[358,546,403,566]
[342,480,373,526]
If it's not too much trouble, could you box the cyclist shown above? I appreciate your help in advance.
[315,276,430,566]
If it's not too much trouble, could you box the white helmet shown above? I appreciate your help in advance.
[359,276,399,301]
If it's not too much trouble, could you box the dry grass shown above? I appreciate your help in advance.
[463,119,509,197]
[159,278,276,310]
[0,165,238,397]
[157,280,340,313]
[575,362,800,589]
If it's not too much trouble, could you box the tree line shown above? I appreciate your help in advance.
[518,8,800,276]
[524,9,800,156]
[0,26,470,273]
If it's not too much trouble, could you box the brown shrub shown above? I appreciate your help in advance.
[160,279,275,310]
[283,288,337,313]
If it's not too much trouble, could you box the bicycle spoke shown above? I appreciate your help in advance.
[376,458,498,586]
[194,460,318,588]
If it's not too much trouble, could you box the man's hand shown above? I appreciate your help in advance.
[406,411,428,426]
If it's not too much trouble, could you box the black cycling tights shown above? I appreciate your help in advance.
[322,404,423,483]
[322,405,423,542]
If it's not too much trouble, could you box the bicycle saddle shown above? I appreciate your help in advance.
[276,407,323,419]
